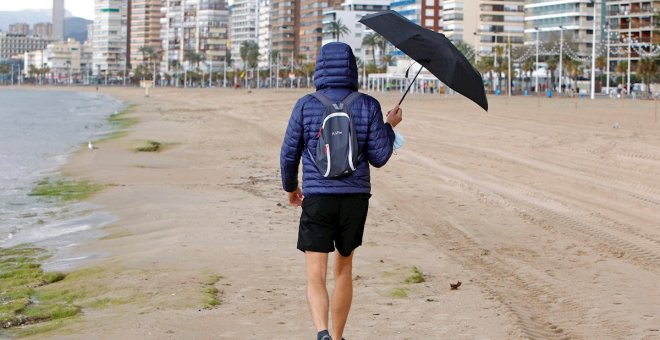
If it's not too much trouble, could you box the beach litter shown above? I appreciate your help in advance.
[450,281,462,290]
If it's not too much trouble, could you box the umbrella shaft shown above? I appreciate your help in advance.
[398,67,423,106]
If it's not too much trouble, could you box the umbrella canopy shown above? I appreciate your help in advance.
[359,10,488,111]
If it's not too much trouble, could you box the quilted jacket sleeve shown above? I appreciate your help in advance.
[280,98,305,192]
[366,99,395,168]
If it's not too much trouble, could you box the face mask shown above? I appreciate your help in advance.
[393,131,405,150]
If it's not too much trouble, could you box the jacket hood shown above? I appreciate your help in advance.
[314,42,359,91]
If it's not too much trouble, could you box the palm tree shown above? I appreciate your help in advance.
[494,45,504,92]
[453,41,475,67]
[362,33,377,65]
[546,56,558,90]
[565,58,582,93]
[374,33,388,66]
[478,56,495,93]
[139,45,156,65]
[170,59,180,86]
[521,59,534,92]
[637,57,657,98]
[616,61,628,89]
[185,51,203,71]
[328,19,351,42]
[240,41,259,69]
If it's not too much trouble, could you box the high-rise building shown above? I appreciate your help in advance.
[606,0,659,69]
[130,0,163,68]
[53,0,65,41]
[9,23,30,36]
[439,0,478,43]
[299,0,339,60]
[524,0,603,57]
[269,0,298,63]
[160,0,230,74]
[477,0,525,55]
[93,0,129,78]
[231,0,258,69]
[33,23,54,39]
[322,0,389,62]
[257,0,271,67]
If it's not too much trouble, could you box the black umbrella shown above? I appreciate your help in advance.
[359,10,488,111]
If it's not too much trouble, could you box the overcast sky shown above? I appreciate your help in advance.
[0,1,94,19]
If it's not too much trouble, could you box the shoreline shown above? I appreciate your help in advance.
[0,88,123,258]
[6,86,659,338]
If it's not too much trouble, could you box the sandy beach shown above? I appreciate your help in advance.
[15,86,660,339]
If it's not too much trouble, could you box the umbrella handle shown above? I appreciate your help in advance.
[398,67,423,106]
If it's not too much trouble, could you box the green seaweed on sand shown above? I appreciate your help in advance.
[107,104,138,130]
[404,266,425,284]
[389,287,409,299]
[201,274,223,309]
[134,140,162,152]
[0,244,77,329]
[29,177,105,202]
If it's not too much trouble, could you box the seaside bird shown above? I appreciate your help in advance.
[88,141,94,151]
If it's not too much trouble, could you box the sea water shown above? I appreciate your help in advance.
[0,89,123,269]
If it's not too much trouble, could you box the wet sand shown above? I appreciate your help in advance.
[29,86,660,339]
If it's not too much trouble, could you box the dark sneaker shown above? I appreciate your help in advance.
[317,330,331,340]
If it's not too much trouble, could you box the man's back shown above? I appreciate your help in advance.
[280,43,395,197]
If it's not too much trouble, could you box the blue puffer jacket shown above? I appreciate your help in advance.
[280,42,395,196]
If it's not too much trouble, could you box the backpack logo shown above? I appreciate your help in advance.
[308,92,362,179]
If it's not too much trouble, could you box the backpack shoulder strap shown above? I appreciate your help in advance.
[309,92,334,107]
[342,91,362,107]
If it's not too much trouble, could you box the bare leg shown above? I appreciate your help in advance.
[331,251,354,340]
[305,251,329,332]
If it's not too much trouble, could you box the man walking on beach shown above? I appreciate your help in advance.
[280,42,402,340]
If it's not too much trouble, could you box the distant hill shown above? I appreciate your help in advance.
[64,17,92,43]
[0,9,89,43]
[0,9,57,31]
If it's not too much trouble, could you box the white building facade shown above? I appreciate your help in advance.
[257,0,270,67]
[322,0,390,63]
[160,0,230,74]
[92,0,129,78]
[230,0,259,69]
[524,0,604,57]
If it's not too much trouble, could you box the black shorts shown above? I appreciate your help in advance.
[298,194,371,257]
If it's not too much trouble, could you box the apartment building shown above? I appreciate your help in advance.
[322,0,389,62]
[440,0,479,43]
[231,0,258,68]
[160,0,230,73]
[93,0,129,77]
[524,0,603,57]
[270,0,297,61]
[9,23,30,36]
[0,33,51,60]
[44,39,83,81]
[606,0,659,67]
[477,0,525,55]
[130,0,163,67]
[33,23,54,39]
[257,0,271,67]
[299,0,340,60]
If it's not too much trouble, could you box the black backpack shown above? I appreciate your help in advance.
[308,92,362,179]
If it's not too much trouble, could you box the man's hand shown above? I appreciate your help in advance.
[287,187,303,207]
[386,105,403,127]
